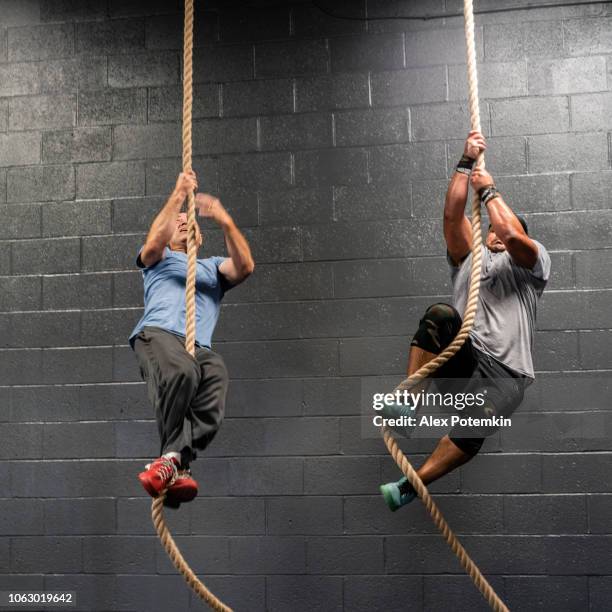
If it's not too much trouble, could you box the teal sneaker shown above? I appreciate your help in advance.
[380,402,416,438]
[380,476,416,512]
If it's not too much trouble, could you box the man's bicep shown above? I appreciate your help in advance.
[444,216,472,265]
[507,235,539,270]
[139,243,165,268]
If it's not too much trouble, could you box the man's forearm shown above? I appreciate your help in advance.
[484,194,524,242]
[221,217,254,275]
[146,189,185,249]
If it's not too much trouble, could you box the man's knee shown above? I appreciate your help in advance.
[411,302,462,354]
[449,435,484,457]
[167,359,201,388]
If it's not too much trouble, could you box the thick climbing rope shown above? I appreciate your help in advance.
[380,1,509,611]
[149,1,233,610]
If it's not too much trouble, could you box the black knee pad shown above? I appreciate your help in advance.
[411,302,462,354]
[449,435,484,457]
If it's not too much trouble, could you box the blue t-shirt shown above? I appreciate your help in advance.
[129,247,232,349]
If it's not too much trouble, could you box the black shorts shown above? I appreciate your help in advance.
[412,303,528,452]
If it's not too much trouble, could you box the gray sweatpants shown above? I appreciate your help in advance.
[132,326,229,464]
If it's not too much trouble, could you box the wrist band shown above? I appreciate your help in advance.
[455,155,475,175]
[480,186,499,207]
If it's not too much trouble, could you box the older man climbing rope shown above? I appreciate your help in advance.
[129,170,254,508]
[380,130,551,511]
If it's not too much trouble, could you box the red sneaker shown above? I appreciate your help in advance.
[163,469,199,509]
[138,456,178,498]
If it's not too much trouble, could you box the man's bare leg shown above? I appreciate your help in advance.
[406,345,473,487]
[380,345,477,510]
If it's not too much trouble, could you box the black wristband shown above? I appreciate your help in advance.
[456,155,475,175]
[480,186,500,207]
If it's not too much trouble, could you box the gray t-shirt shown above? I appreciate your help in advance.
[449,240,551,378]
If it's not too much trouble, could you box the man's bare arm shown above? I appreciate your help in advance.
[444,131,486,265]
[471,168,538,269]
[485,194,538,269]
[196,193,255,285]
[444,172,472,265]
[140,172,197,268]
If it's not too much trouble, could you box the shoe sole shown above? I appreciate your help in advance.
[379,484,400,512]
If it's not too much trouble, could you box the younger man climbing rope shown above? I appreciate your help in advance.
[129,171,254,507]
[380,130,551,510]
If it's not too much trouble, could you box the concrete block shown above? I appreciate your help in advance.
[193,117,258,155]
[259,187,333,225]
[193,44,254,82]
[0,132,41,167]
[331,33,404,72]
[267,575,342,612]
[78,88,147,126]
[267,496,342,535]
[44,498,116,535]
[220,5,289,42]
[226,378,303,418]
[12,238,80,274]
[108,51,179,88]
[43,273,112,310]
[39,56,107,93]
[8,165,74,203]
[41,0,108,21]
[485,21,563,61]
[10,385,80,422]
[0,423,42,458]
[229,536,305,574]
[222,78,290,117]
[255,39,328,78]
[406,25,483,67]
[504,576,587,611]
[504,494,587,534]
[491,96,569,136]
[42,347,113,384]
[0,276,41,311]
[220,338,338,378]
[76,19,144,55]
[260,112,332,151]
[229,457,303,495]
[370,142,447,183]
[43,128,112,163]
[346,576,423,612]
[76,161,145,199]
[43,421,115,459]
[572,92,612,132]
[307,536,384,574]
[292,1,364,37]
[528,133,608,173]
[372,66,447,107]
[335,108,409,147]
[529,56,606,95]
[9,94,75,131]
[0,62,40,96]
[564,16,612,55]
[190,497,265,535]
[11,536,82,573]
[449,61,527,100]
[543,453,612,493]
[0,203,41,240]
[219,152,291,191]
[294,148,368,187]
[296,72,369,112]
[304,456,380,495]
[83,536,157,573]
[8,23,74,61]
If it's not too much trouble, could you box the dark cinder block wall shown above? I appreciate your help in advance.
[1,0,611,610]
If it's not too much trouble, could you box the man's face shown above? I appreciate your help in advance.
[486,226,506,253]
[169,212,202,251]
